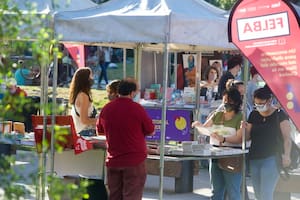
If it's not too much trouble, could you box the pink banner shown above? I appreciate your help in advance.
[229,0,300,130]
[64,43,85,68]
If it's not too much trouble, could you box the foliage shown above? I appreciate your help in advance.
[47,176,89,200]
[0,0,88,199]
[205,0,236,10]
[0,155,27,200]
[205,0,300,10]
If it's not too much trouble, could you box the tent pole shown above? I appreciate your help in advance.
[154,52,157,83]
[135,44,142,85]
[159,43,169,200]
[50,50,58,176]
[122,48,127,78]
[39,56,49,200]
[241,58,250,200]
[194,52,202,139]
[174,53,178,88]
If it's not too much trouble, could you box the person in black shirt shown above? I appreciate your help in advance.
[217,55,243,99]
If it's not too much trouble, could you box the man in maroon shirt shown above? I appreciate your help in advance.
[96,78,155,200]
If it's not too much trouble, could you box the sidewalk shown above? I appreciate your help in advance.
[143,168,300,200]
[143,168,254,200]
[143,168,212,200]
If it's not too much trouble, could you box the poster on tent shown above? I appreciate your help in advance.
[145,108,191,141]
[183,54,197,87]
[228,0,300,130]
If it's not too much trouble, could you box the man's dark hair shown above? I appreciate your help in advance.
[254,85,272,100]
[227,55,243,70]
[118,79,137,96]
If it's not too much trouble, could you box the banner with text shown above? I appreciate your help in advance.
[228,0,300,130]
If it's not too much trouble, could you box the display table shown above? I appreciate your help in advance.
[1,133,248,193]
[47,149,106,179]
[147,146,248,193]
[0,133,107,179]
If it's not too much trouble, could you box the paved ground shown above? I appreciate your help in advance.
[143,168,253,200]
[2,150,300,200]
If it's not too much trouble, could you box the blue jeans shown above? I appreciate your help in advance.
[250,155,279,200]
[209,159,242,200]
[98,62,109,84]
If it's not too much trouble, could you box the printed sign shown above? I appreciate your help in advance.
[229,0,300,130]
[64,43,85,68]
[74,136,93,155]
[146,108,191,141]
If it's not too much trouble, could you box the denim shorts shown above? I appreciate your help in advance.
[79,129,96,136]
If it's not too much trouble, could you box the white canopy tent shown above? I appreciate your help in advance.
[54,0,237,199]
[54,0,235,51]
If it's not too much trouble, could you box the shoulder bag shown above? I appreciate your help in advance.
[218,155,243,173]
[216,113,243,173]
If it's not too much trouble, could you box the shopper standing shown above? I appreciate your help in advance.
[192,88,243,200]
[246,86,291,200]
[96,78,155,200]
[69,67,97,136]
[98,47,111,87]
[217,55,243,99]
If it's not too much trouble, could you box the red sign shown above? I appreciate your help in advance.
[64,43,85,68]
[229,0,300,130]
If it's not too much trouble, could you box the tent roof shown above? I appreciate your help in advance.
[54,0,236,51]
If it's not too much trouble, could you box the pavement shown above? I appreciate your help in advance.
[4,150,300,200]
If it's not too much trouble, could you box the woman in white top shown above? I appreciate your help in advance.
[69,67,97,135]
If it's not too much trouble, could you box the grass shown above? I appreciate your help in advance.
[19,62,135,110]
[20,85,108,110]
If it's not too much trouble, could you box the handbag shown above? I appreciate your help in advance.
[215,112,243,173]
[218,155,243,173]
